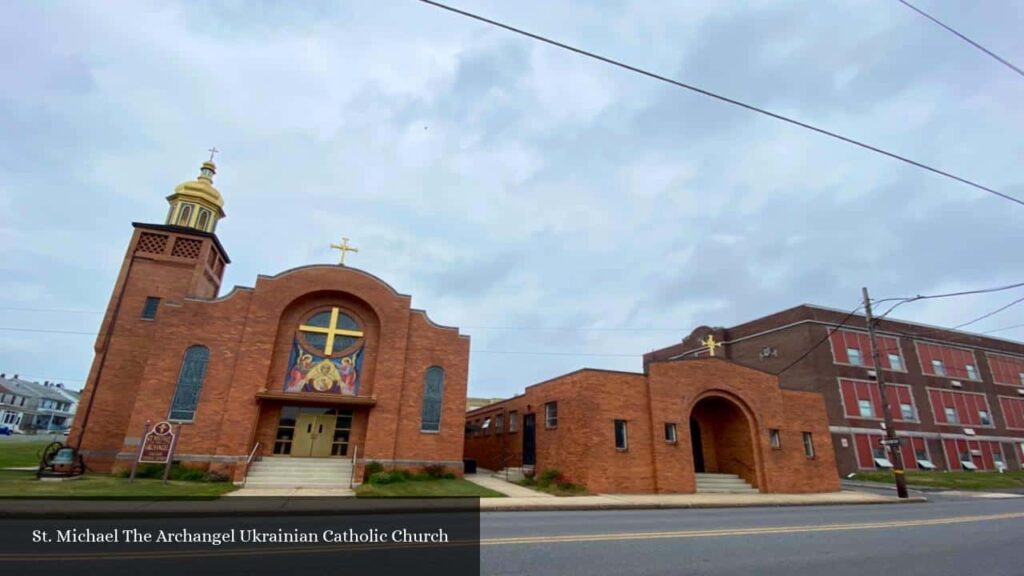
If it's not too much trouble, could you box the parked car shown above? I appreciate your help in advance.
[0,426,13,436]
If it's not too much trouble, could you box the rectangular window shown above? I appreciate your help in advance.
[664,422,677,443]
[508,411,518,432]
[944,407,959,424]
[495,414,504,434]
[847,347,864,366]
[802,432,815,458]
[932,359,946,377]
[769,429,781,449]
[545,402,558,428]
[614,420,628,450]
[978,410,992,426]
[888,353,904,371]
[858,399,875,418]
[965,364,979,381]
[900,403,915,421]
[141,296,160,320]
[914,448,928,461]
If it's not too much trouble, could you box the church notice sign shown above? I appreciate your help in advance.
[130,420,181,483]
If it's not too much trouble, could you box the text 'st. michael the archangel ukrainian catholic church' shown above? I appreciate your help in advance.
[69,158,470,484]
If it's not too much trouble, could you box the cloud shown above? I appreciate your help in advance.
[1,0,1021,395]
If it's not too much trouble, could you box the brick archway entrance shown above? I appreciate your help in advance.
[689,395,759,488]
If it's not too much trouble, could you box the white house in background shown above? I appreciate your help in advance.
[0,374,79,433]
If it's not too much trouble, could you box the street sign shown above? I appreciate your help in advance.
[878,438,902,446]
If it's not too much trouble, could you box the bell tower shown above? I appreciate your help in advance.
[69,155,232,459]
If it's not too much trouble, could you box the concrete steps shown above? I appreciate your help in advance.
[245,457,354,489]
[695,472,759,494]
[492,467,533,482]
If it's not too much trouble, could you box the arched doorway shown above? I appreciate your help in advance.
[689,395,759,488]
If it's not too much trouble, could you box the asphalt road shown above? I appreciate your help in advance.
[481,497,1024,576]
[0,497,1021,576]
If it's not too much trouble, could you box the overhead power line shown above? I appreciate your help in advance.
[952,294,1024,331]
[982,322,1024,335]
[897,0,1024,79]
[874,281,1024,321]
[419,0,1024,207]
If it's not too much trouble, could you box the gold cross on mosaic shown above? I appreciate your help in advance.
[298,307,364,355]
[702,334,722,357]
[330,237,359,266]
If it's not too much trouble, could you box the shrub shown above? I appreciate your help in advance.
[421,464,448,479]
[539,468,562,486]
[363,461,385,482]
[202,471,230,483]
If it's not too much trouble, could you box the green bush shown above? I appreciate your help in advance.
[115,463,227,482]
[363,461,385,482]
[539,468,562,486]
[421,464,448,479]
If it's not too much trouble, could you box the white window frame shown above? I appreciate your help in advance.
[664,422,677,444]
[769,429,781,449]
[508,410,518,433]
[887,353,904,371]
[900,402,916,421]
[858,399,875,418]
[847,347,864,366]
[545,402,558,429]
[944,406,959,424]
[932,359,947,377]
[802,432,815,458]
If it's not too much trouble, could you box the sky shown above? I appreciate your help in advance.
[1,0,1022,398]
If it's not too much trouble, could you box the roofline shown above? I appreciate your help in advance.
[465,367,646,417]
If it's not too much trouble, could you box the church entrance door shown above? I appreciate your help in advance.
[522,413,536,466]
[292,413,336,458]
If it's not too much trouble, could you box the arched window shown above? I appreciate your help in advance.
[420,366,444,432]
[196,209,211,231]
[169,345,209,421]
[166,204,176,224]
[176,203,193,226]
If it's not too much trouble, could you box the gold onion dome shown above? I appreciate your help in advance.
[165,158,226,232]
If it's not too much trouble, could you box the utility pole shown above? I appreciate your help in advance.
[862,287,909,499]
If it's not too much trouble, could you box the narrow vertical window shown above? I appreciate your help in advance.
[545,402,558,428]
[769,429,781,449]
[887,353,904,371]
[168,345,209,421]
[965,364,979,380]
[858,399,875,418]
[420,366,444,432]
[177,203,193,226]
[931,359,946,377]
[664,422,678,443]
[141,297,160,320]
[508,410,519,432]
[495,413,504,434]
[196,209,211,231]
[614,419,628,450]
[802,432,815,458]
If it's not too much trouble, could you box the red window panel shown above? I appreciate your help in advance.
[953,394,972,425]
[884,385,916,421]
[854,434,877,469]
[929,389,951,423]
[916,342,981,380]
[1000,397,1024,429]
[831,330,903,369]
[988,354,1024,386]
[840,380,859,417]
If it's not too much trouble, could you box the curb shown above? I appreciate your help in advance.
[0,496,927,519]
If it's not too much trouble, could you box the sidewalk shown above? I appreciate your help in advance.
[464,472,555,498]
[0,490,924,519]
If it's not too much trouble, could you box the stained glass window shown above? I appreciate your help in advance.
[420,366,444,432]
[301,310,360,354]
[169,345,209,421]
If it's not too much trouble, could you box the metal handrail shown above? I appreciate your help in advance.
[349,445,358,488]
[240,442,260,486]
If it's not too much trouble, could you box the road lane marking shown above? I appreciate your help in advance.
[1,510,1022,562]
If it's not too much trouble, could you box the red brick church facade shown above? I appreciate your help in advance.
[69,160,469,482]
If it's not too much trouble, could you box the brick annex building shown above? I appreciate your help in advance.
[69,160,469,483]
[465,359,841,494]
[465,305,1024,494]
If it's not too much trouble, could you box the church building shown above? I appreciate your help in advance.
[69,159,469,484]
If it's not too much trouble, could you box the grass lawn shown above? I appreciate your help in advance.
[356,479,505,498]
[0,470,236,498]
[0,440,54,469]
[852,470,1024,491]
